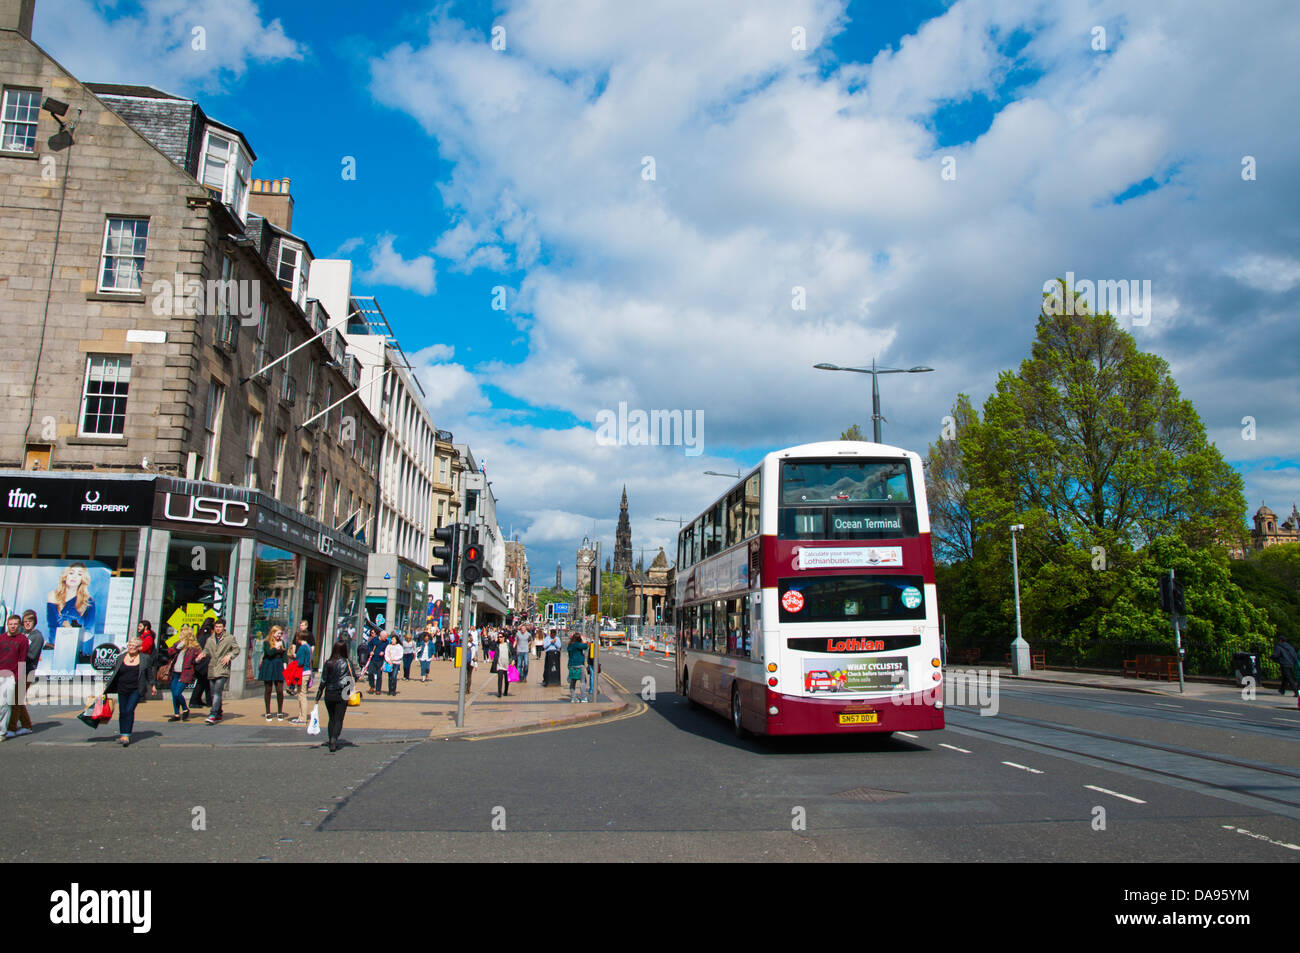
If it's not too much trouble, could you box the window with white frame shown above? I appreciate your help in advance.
[332,478,341,526]
[245,412,262,489]
[323,381,332,434]
[253,302,269,377]
[202,380,226,480]
[199,128,251,221]
[317,466,328,521]
[78,355,131,436]
[1,88,40,153]
[272,429,287,499]
[277,240,306,307]
[98,217,149,292]
[298,450,311,513]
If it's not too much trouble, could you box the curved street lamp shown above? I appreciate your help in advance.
[813,359,934,442]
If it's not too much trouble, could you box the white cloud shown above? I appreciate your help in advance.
[357,235,437,296]
[36,0,305,93]
[368,0,1300,574]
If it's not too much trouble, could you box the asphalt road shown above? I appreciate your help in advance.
[3,650,1298,863]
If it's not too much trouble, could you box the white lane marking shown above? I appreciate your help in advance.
[896,731,918,739]
[1272,718,1300,725]
[939,743,972,754]
[1221,825,1300,851]
[1207,709,1239,716]
[1085,784,1147,804]
[1152,702,1183,709]
[1002,761,1044,774]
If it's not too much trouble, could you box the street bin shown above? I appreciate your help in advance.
[1230,651,1260,687]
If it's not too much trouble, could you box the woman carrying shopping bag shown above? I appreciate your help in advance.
[383,634,404,696]
[104,636,147,746]
[315,640,361,753]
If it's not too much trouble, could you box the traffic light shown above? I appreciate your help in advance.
[1159,574,1173,612]
[463,535,485,585]
[1172,583,1186,616]
[430,524,461,586]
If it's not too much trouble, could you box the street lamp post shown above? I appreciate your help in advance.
[813,360,934,443]
[1009,523,1030,676]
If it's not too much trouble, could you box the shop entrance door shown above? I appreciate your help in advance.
[303,562,329,667]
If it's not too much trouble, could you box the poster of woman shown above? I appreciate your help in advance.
[0,559,114,676]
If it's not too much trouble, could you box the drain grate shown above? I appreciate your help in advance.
[833,787,906,802]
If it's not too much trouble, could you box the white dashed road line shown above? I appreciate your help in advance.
[1002,761,1044,775]
[1221,825,1300,851]
[939,743,972,754]
[1207,709,1239,716]
[1152,702,1183,709]
[896,731,917,739]
[1085,784,1147,804]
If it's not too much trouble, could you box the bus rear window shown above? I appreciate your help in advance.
[778,575,926,623]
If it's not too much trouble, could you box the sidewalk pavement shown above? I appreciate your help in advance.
[23,653,626,747]
[959,664,1300,708]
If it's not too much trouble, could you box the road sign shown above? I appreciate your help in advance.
[553,603,571,615]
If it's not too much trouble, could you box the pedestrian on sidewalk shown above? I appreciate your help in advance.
[566,633,587,702]
[189,619,214,709]
[104,636,145,746]
[0,614,30,740]
[418,631,434,682]
[465,630,477,693]
[401,632,416,680]
[200,619,239,725]
[316,639,360,753]
[515,630,531,682]
[384,634,403,695]
[259,625,288,721]
[363,629,385,694]
[290,634,313,724]
[543,630,561,687]
[7,610,42,736]
[164,625,199,722]
[1273,635,1298,695]
[496,633,513,697]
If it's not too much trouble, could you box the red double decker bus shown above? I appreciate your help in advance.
[673,441,944,737]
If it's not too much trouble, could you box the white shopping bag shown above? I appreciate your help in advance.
[307,704,321,736]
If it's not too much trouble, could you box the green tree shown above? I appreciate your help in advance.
[841,423,865,441]
[1230,543,1300,650]
[534,588,575,618]
[923,393,980,564]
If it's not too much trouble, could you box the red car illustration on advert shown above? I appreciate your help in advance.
[805,669,848,693]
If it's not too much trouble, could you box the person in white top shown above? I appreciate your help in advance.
[383,635,404,696]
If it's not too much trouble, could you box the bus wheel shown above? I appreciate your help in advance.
[682,668,700,709]
[731,686,748,739]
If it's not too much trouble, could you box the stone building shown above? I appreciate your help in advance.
[613,486,632,574]
[428,428,463,627]
[624,547,671,629]
[504,537,531,620]
[0,2,380,691]
[1231,504,1300,558]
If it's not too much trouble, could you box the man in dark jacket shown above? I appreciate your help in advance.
[1272,636,1298,695]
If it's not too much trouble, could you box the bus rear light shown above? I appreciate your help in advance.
[932,672,942,681]
[931,658,941,667]
[766,663,777,673]
[767,677,778,687]
[768,706,779,716]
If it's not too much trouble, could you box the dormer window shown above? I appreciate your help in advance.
[199,127,252,222]
[277,240,307,308]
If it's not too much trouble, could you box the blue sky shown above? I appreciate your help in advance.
[36,0,1300,586]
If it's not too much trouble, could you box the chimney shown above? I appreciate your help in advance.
[0,0,35,37]
[249,176,294,232]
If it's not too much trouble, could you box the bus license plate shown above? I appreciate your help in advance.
[838,712,878,725]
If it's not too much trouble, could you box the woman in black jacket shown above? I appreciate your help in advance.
[104,637,147,747]
[315,640,360,753]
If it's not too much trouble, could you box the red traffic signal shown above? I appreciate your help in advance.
[463,539,485,584]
